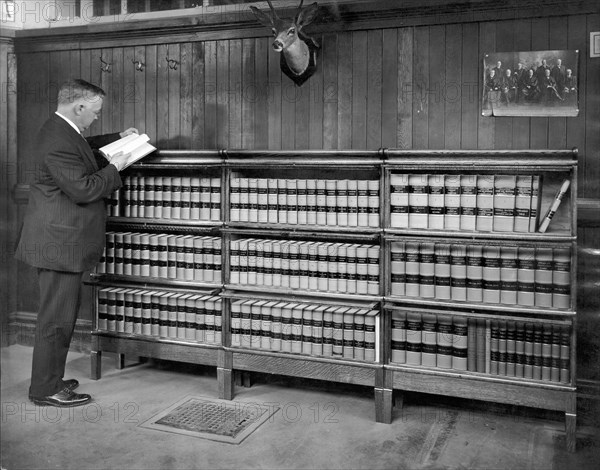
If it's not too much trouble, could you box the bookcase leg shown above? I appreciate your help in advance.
[242,372,252,388]
[218,367,234,400]
[375,387,393,424]
[394,391,404,411]
[234,371,242,386]
[565,412,576,453]
[115,353,125,370]
[90,350,102,380]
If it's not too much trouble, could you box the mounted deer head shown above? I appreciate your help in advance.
[250,0,321,86]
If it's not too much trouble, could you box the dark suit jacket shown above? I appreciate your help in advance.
[15,113,123,272]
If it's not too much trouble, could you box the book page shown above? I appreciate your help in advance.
[99,133,141,158]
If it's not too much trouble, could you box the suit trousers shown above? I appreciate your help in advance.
[30,268,84,397]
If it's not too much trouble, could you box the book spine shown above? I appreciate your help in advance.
[367,180,380,228]
[506,321,516,377]
[514,175,532,232]
[301,305,313,355]
[467,318,477,372]
[482,246,501,304]
[257,178,269,224]
[347,180,358,227]
[444,175,461,231]
[322,308,334,357]
[367,245,380,296]
[357,180,369,227]
[281,304,293,353]
[190,177,200,220]
[122,232,132,276]
[541,323,553,382]
[180,176,191,220]
[316,180,327,225]
[437,315,453,369]
[530,176,540,232]
[500,246,518,305]
[391,310,407,364]
[364,310,378,362]
[476,175,494,231]
[466,244,483,302]
[306,179,317,225]
[559,324,570,383]
[460,175,477,231]
[490,320,499,375]
[325,179,337,226]
[408,174,429,229]
[493,174,516,232]
[523,322,534,379]
[405,242,420,297]
[342,309,355,359]
[452,317,468,371]
[248,178,259,223]
[336,179,349,227]
[450,244,467,301]
[428,174,445,230]
[405,312,422,365]
[97,288,109,330]
[150,292,161,337]
[421,313,437,367]
[497,320,507,376]
[354,309,366,361]
[390,242,406,296]
[230,300,242,347]
[355,245,369,295]
[390,173,409,228]
[336,244,348,293]
[346,244,357,294]
[270,303,283,351]
[172,176,182,220]
[286,179,298,225]
[419,242,435,299]
[476,319,487,373]
[552,247,571,309]
[154,176,163,219]
[532,323,543,380]
[267,178,279,224]
[297,179,308,225]
[434,244,451,300]
[550,324,561,382]
[534,247,554,307]
[515,321,525,378]
[312,306,324,356]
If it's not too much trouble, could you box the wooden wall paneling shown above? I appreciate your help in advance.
[167,43,181,148]
[396,27,413,149]
[191,42,205,148]
[477,22,495,149]
[144,44,157,146]
[529,17,549,148]
[412,26,430,149]
[86,49,103,138]
[381,28,398,148]
[79,49,91,92]
[123,46,135,137]
[460,22,478,149]
[494,20,515,149]
[512,19,532,149]
[180,42,193,149]
[254,38,268,149]
[156,44,169,147]
[308,34,324,150]
[444,23,462,150]
[294,72,310,150]
[547,16,569,150]
[337,31,353,149]
[111,47,124,135]
[267,42,282,149]
[241,38,255,149]
[321,33,338,149]
[69,49,81,81]
[133,45,146,137]
[229,39,243,150]
[204,41,217,149]
[428,24,446,149]
[47,51,66,118]
[217,40,230,149]
[366,29,383,150]
[566,15,587,196]
[351,30,368,149]
[280,64,296,149]
[584,13,600,199]
[99,48,113,135]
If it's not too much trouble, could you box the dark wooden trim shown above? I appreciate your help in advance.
[13,0,600,53]
[578,198,600,228]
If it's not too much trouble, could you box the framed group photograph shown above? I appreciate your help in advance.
[482,50,579,117]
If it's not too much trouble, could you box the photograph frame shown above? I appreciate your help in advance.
[482,49,579,117]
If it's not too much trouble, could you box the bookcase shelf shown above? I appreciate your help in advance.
[88,148,577,452]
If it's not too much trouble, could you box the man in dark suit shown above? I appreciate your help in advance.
[15,79,136,407]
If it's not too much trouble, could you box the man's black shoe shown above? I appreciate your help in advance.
[28,379,79,400]
[30,388,92,407]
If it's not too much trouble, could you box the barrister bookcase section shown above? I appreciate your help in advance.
[88,148,577,452]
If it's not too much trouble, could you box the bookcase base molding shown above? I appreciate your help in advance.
[381,366,577,452]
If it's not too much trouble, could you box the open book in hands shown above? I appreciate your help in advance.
[99,133,156,170]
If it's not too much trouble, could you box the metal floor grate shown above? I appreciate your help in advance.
[140,396,279,444]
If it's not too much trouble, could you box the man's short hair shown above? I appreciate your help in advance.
[57,79,105,105]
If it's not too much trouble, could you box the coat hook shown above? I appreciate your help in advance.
[166,57,179,70]
[100,55,112,73]
[132,59,145,72]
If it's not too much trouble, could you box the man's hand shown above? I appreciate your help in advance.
[109,151,132,172]
[119,127,139,138]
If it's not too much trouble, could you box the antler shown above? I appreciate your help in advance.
[266,0,279,18]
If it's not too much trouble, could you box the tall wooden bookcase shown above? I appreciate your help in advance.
[88,148,578,451]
